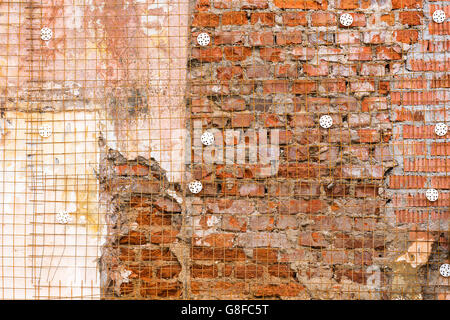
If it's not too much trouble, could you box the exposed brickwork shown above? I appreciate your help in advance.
[100,150,185,299]
[185,0,448,300]
[101,0,448,300]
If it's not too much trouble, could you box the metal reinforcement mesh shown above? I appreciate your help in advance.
[0,0,448,300]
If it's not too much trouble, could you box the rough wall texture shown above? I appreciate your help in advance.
[107,0,448,300]
[0,0,448,300]
[0,0,189,299]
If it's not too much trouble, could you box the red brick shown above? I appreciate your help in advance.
[381,13,395,25]
[292,80,317,94]
[249,215,275,231]
[303,61,328,76]
[224,46,252,61]
[154,197,182,213]
[260,48,285,62]
[156,264,182,279]
[235,264,264,279]
[247,65,271,78]
[349,13,366,27]
[251,12,275,26]
[241,0,269,9]
[290,114,315,127]
[275,64,298,78]
[150,230,178,244]
[282,12,308,26]
[431,75,450,88]
[431,142,450,156]
[192,13,220,27]
[192,47,222,62]
[298,232,328,247]
[140,280,182,298]
[191,264,219,278]
[238,183,265,197]
[348,47,372,61]
[253,283,306,297]
[321,250,348,264]
[429,21,450,35]
[392,0,423,9]
[430,177,450,189]
[336,0,358,9]
[291,47,316,60]
[231,113,254,127]
[404,159,450,172]
[214,31,244,45]
[196,0,210,11]
[222,12,248,25]
[221,96,246,111]
[276,32,302,45]
[253,248,278,263]
[120,231,147,245]
[214,0,232,8]
[263,80,289,94]
[263,114,285,127]
[399,11,423,25]
[355,184,379,198]
[376,46,402,60]
[142,248,178,261]
[115,164,149,176]
[410,58,450,72]
[357,129,380,143]
[395,30,419,44]
[268,264,295,278]
[191,247,246,261]
[216,66,243,81]
[311,12,336,26]
[248,31,274,46]
[274,0,328,9]
[198,233,235,247]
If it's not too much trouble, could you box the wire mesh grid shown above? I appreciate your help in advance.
[0,0,448,300]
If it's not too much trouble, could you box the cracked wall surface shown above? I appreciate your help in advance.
[0,0,448,300]
[0,0,189,299]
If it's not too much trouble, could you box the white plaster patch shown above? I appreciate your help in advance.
[0,111,106,299]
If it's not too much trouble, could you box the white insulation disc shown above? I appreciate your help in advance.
[197,32,210,46]
[39,124,52,138]
[434,123,448,136]
[188,180,203,194]
[433,10,446,24]
[340,13,353,26]
[201,131,215,146]
[319,115,333,129]
[56,211,73,224]
[40,27,53,41]
[425,188,439,202]
[440,264,450,277]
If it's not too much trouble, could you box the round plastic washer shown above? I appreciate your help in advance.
[40,27,53,41]
[439,264,450,277]
[319,115,333,129]
[340,13,353,26]
[188,180,203,194]
[197,33,210,46]
[425,189,439,202]
[39,125,52,138]
[56,211,72,224]
[201,131,215,146]
[433,10,446,24]
[434,123,448,136]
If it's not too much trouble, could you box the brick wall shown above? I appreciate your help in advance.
[104,0,449,300]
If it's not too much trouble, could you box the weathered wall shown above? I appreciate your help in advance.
[108,0,448,300]
[0,0,448,300]
[0,0,189,299]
